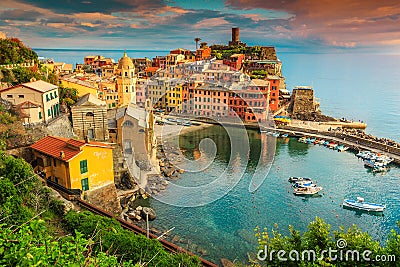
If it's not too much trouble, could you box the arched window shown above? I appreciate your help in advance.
[123,120,134,127]
[86,112,94,117]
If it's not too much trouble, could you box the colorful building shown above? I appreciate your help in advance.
[0,80,60,124]
[223,54,245,71]
[266,75,280,112]
[31,136,114,192]
[60,77,98,97]
[166,83,183,112]
[116,51,137,107]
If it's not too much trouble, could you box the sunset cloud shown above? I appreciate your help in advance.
[0,0,398,52]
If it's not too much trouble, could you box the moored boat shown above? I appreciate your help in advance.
[272,132,280,137]
[293,186,323,196]
[336,144,349,152]
[293,181,316,188]
[318,139,325,145]
[281,133,289,138]
[288,176,312,183]
[342,197,386,212]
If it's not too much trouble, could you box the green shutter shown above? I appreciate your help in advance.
[80,160,88,174]
[81,178,89,191]
[39,111,42,119]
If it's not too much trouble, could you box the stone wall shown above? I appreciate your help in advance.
[85,183,122,214]
[45,113,75,138]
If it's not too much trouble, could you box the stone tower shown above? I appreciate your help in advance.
[116,51,137,107]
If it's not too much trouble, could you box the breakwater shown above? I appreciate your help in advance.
[277,125,400,165]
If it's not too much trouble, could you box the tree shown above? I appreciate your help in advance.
[58,86,79,107]
[0,38,38,64]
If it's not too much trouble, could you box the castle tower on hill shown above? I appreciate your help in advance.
[116,51,137,107]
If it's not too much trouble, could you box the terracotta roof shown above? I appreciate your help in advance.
[31,136,111,162]
[145,67,160,72]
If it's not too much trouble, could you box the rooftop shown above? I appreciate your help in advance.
[31,136,111,162]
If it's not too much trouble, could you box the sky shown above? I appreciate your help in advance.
[0,0,399,53]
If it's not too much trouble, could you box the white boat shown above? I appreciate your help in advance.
[318,140,325,145]
[272,132,280,137]
[293,181,316,188]
[336,144,349,152]
[342,197,386,212]
[298,137,307,143]
[288,177,312,183]
[281,133,289,138]
[294,186,323,196]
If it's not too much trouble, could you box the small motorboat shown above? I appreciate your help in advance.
[313,139,320,145]
[288,177,312,183]
[298,136,307,143]
[318,139,325,145]
[281,133,289,138]
[272,132,280,137]
[342,197,386,212]
[307,138,316,144]
[327,142,338,149]
[323,141,330,146]
[294,186,323,196]
[293,181,316,188]
[336,144,349,152]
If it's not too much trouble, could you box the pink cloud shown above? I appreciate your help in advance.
[193,17,231,29]
[225,0,400,48]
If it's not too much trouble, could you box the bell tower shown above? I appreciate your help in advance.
[116,51,137,107]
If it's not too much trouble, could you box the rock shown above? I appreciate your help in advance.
[161,180,169,186]
[136,206,143,211]
[197,247,208,256]
[221,258,235,267]
[141,207,157,221]
[178,168,185,174]
[135,215,142,221]
[139,188,145,195]
[172,235,181,243]
[164,167,175,177]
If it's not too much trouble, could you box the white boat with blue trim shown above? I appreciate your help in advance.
[342,197,386,212]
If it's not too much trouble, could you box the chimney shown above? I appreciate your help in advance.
[60,151,65,159]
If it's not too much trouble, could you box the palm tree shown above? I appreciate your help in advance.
[194,37,201,50]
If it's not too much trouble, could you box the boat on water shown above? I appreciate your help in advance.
[294,186,323,196]
[307,138,316,144]
[327,142,338,149]
[293,181,316,188]
[288,177,312,183]
[313,139,320,145]
[281,133,289,138]
[342,197,386,212]
[323,141,330,146]
[318,139,325,145]
[298,136,307,143]
[336,144,349,152]
[272,132,280,137]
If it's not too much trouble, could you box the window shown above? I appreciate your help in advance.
[18,95,24,98]
[80,160,88,174]
[39,111,42,119]
[46,95,50,102]
[6,95,12,98]
[53,158,57,167]
[81,178,89,191]
[48,109,51,116]
[54,91,58,98]
[50,92,54,100]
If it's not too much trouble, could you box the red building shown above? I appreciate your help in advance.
[195,43,211,61]
[266,75,280,112]
[223,54,245,71]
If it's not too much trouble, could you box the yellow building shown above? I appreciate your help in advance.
[60,78,98,97]
[116,51,137,107]
[166,83,183,112]
[31,136,114,192]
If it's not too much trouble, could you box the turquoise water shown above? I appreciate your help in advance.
[147,126,400,263]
